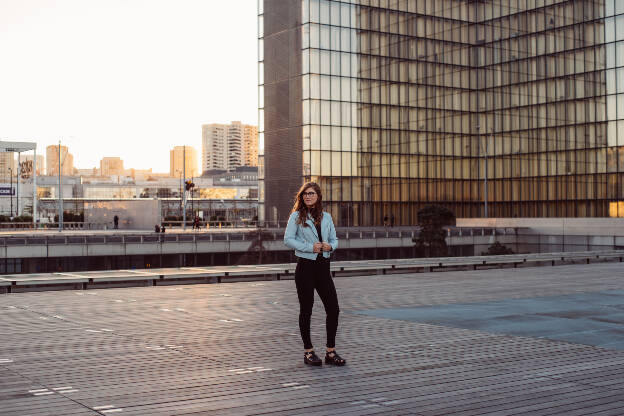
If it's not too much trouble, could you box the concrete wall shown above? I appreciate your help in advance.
[457,218,624,237]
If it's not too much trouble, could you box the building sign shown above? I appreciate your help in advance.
[20,160,33,179]
[0,187,15,196]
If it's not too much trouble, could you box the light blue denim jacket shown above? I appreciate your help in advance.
[283,211,338,260]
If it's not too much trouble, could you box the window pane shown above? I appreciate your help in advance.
[310,74,320,99]
[303,100,310,124]
[310,48,320,73]
[608,121,617,146]
[331,101,341,126]
[321,75,330,100]
[258,62,264,84]
[320,25,330,49]
[341,3,350,27]
[321,100,331,124]
[606,17,615,43]
[258,15,263,38]
[321,151,331,176]
[608,95,617,120]
[330,1,340,26]
[618,68,624,93]
[311,125,320,149]
[321,50,330,74]
[321,126,330,150]
[310,23,319,49]
[302,24,310,49]
[302,0,309,23]
[302,48,309,73]
[341,52,351,77]
[606,0,614,17]
[258,39,263,61]
[320,0,329,24]
[607,69,616,93]
[618,15,624,41]
[331,76,340,101]
[617,41,624,67]
[259,85,264,107]
[310,0,319,23]
[311,99,320,124]
[607,42,616,68]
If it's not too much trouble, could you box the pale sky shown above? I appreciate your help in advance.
[0,0,258,173]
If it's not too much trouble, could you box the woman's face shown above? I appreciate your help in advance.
[302,187,318,208]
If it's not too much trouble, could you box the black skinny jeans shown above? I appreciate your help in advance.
[295,256,340,349]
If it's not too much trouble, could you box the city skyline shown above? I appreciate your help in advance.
[0,0,258,173]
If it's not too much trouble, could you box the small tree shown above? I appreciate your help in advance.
[413,205,456,257]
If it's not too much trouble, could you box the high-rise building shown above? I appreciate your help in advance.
[170,146,199,178]
[46,145,74,176]
[259,0,624,225]
[100,157,124,177]
[0,153,16,179]
[242,124,259,167]
[202,121,258,172]
[21,155,45,176]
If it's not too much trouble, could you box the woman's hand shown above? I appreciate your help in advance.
[313,242,323,253]
[321,242,332,252]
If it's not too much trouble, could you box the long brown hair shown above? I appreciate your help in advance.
[291,182,323,226]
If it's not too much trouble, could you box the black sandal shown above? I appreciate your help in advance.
[325,350,346,366]
[304,350,322,366]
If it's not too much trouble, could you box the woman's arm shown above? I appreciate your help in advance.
[326,213,338,251]
[284,212,314,252]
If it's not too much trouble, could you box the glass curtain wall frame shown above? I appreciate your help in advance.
[285,0,623,225]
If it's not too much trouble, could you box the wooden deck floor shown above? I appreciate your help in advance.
[1,262,624,415]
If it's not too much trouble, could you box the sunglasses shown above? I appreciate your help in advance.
[302,191,317,197]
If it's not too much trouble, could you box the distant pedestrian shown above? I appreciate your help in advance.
[390,214,395,227]
[154,224,160,233]
[383,214,388,227]
[113,215,119,229]
[193,216,200,230]
[160,224,166,233]
[284,182,345,367]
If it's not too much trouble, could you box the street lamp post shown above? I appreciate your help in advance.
[58,141,63,231]
[16,152,20,217]
[475,125,489,218]
[179,170,182,218]
[8,167,13,217]
[484,135,489,219]
[182,146,186,230]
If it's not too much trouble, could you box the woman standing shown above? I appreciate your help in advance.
[284,182,346,366]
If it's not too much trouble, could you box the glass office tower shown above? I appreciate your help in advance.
[259,0,624,226]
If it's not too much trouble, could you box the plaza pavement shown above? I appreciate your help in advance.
[1,261,624,415]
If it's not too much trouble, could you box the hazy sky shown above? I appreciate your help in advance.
[0,0,258,173]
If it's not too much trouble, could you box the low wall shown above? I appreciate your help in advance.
[457,218,624,237]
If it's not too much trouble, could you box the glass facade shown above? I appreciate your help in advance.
[261,0,624,226]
